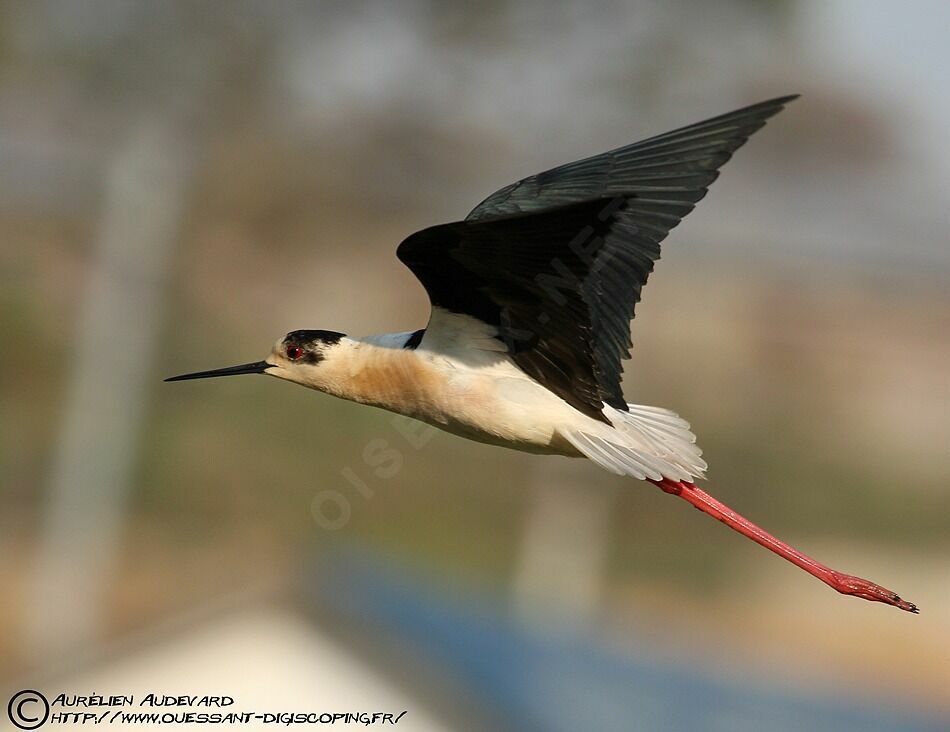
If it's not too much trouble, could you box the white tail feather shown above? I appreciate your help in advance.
[560,404,706,482]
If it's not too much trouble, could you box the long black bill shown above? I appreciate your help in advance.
[164,361,272,382]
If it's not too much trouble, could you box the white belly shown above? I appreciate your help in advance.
[407,353,590,456]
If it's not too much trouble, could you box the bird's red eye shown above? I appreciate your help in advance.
[286,345,303,361]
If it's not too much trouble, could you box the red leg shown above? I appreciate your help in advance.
[648,478,918,614]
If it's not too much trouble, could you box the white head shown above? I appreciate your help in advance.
[165,329,348,391]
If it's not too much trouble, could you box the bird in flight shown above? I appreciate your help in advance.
[168,95,916,613]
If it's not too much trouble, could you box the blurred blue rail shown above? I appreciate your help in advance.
[306,547,946,732]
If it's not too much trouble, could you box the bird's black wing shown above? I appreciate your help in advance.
[398,97,796,422]
[466,95,797,221]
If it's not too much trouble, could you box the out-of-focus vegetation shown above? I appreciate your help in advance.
[1,0,948,718]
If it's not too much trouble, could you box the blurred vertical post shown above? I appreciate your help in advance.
[23,117,192,658]
[511,460,615,630]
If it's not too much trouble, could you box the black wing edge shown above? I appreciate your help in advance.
[466,94,799,222]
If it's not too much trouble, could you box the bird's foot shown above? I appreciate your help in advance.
[827,571,918,613]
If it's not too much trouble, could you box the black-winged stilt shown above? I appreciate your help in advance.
[168,95,916,613]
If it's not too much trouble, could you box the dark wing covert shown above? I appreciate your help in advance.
[398,96,797,421]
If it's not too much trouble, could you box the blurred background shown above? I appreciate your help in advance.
[1,1,948,730]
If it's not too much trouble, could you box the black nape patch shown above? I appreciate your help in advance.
[404,329,425,349]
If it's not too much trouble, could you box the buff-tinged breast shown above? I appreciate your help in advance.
[339,346,450,419]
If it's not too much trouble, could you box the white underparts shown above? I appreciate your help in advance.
[275,309,708,484]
